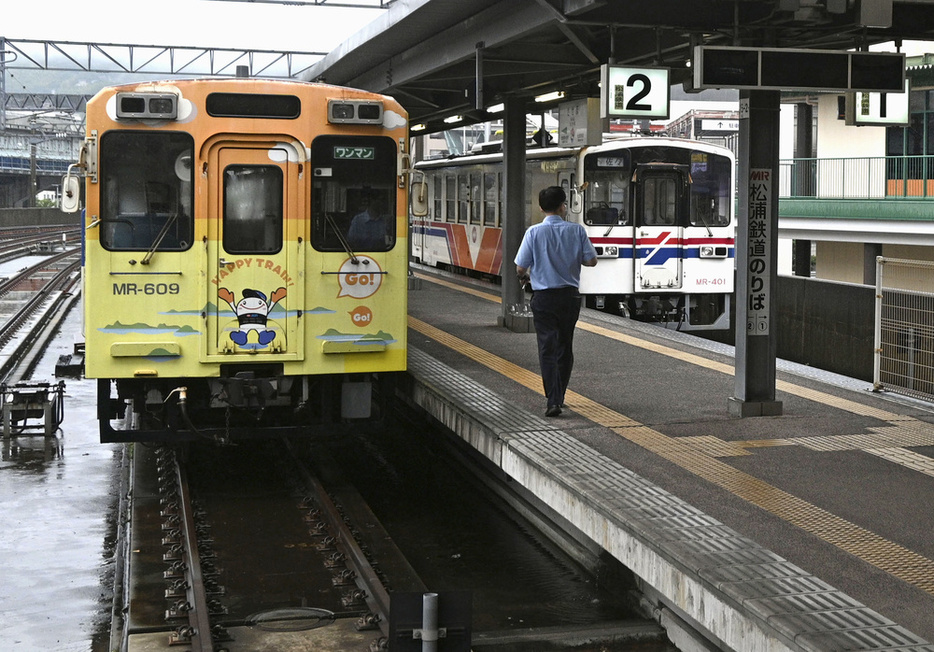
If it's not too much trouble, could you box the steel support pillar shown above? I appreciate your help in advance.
[729,90,783,417]
[500,97,533,332]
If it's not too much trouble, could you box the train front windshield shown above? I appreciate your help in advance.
[688,153,732,227]
[99,131,195,251]
[311,135,398,252]
[582,147,732,229]
[583,153,631,226]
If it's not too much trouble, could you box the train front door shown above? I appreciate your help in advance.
[634,167,683,290]
[207,142,304,358]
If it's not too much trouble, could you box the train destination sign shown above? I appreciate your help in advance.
[693,46,905,93]
[600,65,670,119]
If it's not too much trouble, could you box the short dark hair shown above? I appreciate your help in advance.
[539,186,566,213]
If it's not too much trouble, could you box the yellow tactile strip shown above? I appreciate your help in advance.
[409,282,934,596]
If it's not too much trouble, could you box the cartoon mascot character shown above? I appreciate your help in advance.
[218,287,287,346]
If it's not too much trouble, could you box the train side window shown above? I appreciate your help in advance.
[445,175,456,222]
[223,165,283,254]
[310,135,397,252]
[457,174,469,224]
[483,172,497,226]
[433,175,443,218]
[470,173,481,225]
[99,131,194,251]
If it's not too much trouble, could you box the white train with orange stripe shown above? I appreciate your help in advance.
[411,137,735,330]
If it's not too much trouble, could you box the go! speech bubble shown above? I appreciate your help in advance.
[337,256,383,299]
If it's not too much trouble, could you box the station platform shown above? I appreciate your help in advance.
[403,270,934,651]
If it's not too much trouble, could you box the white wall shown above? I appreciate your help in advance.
[816,94,886,158]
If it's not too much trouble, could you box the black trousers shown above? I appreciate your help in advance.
[529,287,581,408]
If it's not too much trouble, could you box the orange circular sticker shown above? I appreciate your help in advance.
[350,306,372,327]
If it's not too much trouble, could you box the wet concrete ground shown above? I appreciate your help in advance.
[0,304,121,652]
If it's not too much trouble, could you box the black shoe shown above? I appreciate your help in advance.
[545,405,562,417]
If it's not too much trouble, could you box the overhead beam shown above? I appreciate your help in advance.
[204,0,391,6]
[0,38,325,78]
[309,1,557,91]
[530,0,600,63]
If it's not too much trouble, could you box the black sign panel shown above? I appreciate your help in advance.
[694,46,904,92]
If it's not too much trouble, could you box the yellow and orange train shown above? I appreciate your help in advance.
[67,78,409,442]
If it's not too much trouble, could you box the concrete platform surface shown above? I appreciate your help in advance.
[404,271,934,650]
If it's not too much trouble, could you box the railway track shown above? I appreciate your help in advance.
[123,439,423,651]
[117,414,674,652]
[0,239,82,436]
[0,247,81,382]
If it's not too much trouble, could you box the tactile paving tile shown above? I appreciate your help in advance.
[654,435,752,458]
[867,448,934,476]
[719,575,839,602]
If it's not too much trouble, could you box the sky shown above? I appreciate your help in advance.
[3,0,384,52]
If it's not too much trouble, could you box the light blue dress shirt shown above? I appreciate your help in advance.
[514,215,597,290]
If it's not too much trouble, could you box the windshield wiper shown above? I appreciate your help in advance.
[697,203,713,237]
[325,212,360,265]
[141,212,180,265]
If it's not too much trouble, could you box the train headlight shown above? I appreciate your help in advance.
[328,99,384,125]
[116,92,178,120]
[699,245,728,258]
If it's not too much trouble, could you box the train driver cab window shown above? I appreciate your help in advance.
[689,152,732,228]
[223,165,282,254]
[582,153,630,226]
[99,131,194,251]
[311,135,397,252]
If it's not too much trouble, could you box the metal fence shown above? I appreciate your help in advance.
[780,155,934,198]
[874,257,934,401]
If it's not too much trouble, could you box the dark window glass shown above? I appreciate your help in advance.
[310,135,397,252]
[99,131,194,251]
[640,174,679,226]
[223,165,283,254]
[689,152,731,227]
[582,152,631,225]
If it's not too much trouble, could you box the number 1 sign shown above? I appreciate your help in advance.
[600,65,671,120]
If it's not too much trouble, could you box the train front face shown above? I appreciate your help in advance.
[82,79,409,443]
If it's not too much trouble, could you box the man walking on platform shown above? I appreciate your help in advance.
[515,186,598,417]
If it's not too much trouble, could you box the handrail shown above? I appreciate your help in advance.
[779,154,934,199]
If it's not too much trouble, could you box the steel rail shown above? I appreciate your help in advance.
[0,257,79,344]
[170,453,218,652]
[0,258,80,383]
[284,440,393,635]
[0,247,79,297]
[0,232,81,267]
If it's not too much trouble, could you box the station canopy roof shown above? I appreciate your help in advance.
[303,0,934,133]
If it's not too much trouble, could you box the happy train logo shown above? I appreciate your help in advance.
[218,287,286,346]
[213,256,384,348]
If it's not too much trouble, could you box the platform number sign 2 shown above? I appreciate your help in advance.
[601,65,671,120]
